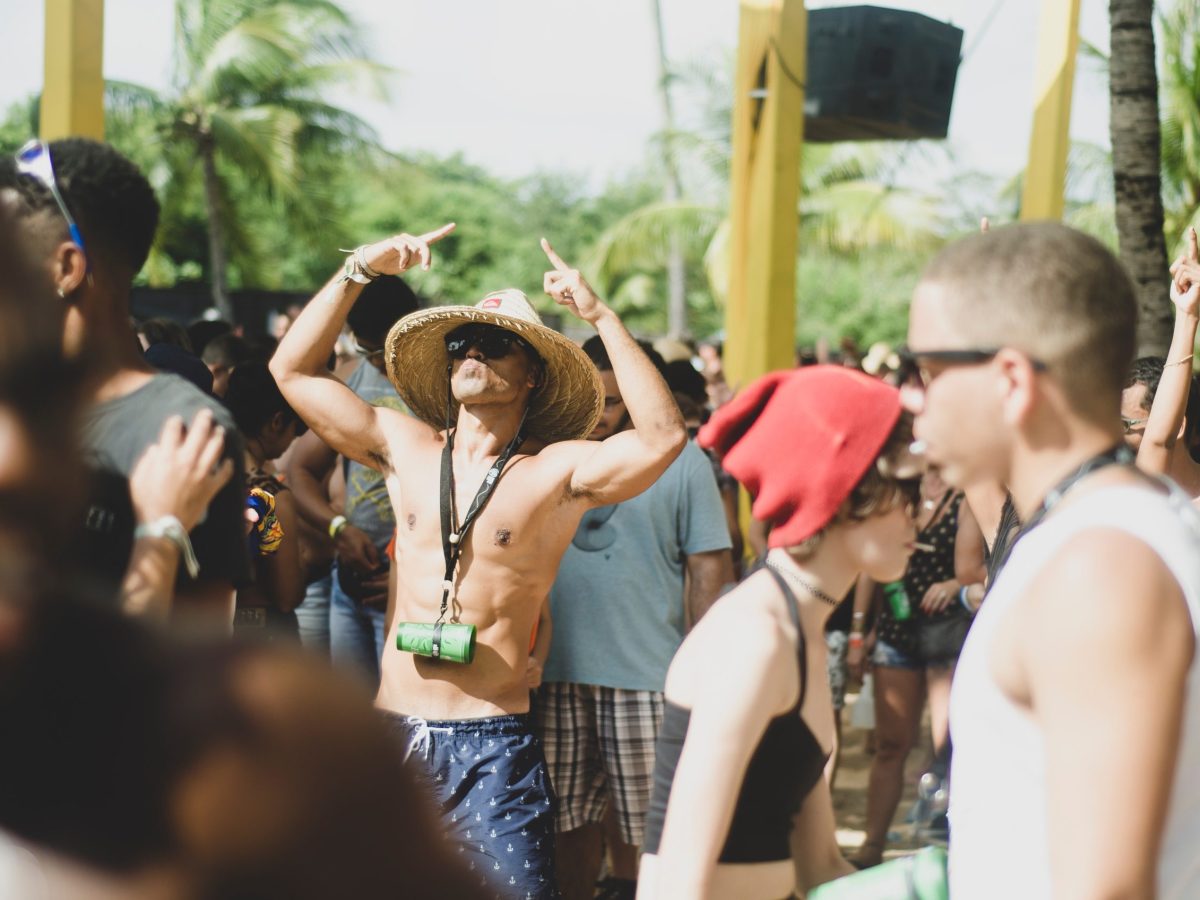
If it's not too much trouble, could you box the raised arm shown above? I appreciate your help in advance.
[1139,229,1200,475]
[539,239,686,504]
[270,225,455,469]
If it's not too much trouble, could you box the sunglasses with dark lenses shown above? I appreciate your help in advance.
[894,347,1047,389]
[15,140,88,260]
[444,324,534,361]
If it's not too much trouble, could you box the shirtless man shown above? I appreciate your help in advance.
[271,226,685,898]
[903,222,1200,898]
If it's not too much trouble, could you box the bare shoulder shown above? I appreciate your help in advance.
[668,572,795,707]
[1024,528,1194,673]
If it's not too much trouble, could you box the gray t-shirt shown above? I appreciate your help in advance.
[543,440,732,691]
[342,361,408,548]
[78,374,250,592]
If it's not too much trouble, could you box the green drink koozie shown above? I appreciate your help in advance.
[807,847,948,900]
[395,621,477,664]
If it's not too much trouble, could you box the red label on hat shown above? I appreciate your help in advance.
[481,297,502,309]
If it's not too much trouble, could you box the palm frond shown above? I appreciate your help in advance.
[210,105,304,196]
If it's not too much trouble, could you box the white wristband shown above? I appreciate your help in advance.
[134,515,201,579]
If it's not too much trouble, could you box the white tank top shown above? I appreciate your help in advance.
[949,482,1200,899]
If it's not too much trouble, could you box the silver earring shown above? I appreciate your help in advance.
[56,287,66,298]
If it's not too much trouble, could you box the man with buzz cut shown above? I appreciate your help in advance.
[271,226,686,898]
[902,221,1200,898]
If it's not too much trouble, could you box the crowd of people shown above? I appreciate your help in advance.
[1,135,1199,900]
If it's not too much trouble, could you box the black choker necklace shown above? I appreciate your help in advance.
[764,556,841,607]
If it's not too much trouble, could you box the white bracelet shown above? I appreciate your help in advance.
[336,246,381,285]
[134,515,201,579]
[328,514,348,539]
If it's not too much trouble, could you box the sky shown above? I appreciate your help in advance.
[1,0,1114,188]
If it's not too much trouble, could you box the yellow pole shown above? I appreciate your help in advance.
[727,0,806,559]
[1020,0,1080,221]
[725,0,806,393]
[40,0,106,141]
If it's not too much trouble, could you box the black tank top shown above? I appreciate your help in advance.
[642,566,828,863]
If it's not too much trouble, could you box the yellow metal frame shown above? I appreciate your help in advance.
[1020,0,1080,221]
[724,0,807,393]
[40,0,106,141]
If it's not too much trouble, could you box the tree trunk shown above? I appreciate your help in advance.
[651,0,688,339]
[199,133,235,322]
[1110,0,1171,355]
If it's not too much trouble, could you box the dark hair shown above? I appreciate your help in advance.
[138,317,194,353]
[663,359,708,405]
[582,335,667,375]
[201,332,252,368]
[0,594,237,871]
[346,277,421,344]
[188,319,233,358]
[0,138,159,274]
[1126,355,1200,449]
[224,362,303,438]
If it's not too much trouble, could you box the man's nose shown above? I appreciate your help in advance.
[465,342,485,360]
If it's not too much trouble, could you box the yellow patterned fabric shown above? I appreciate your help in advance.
[248,487,284,556]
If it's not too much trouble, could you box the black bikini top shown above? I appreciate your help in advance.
[642,566,829,864]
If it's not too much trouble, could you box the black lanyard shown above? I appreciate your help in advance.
[436,414,528,626]
[1013,444,1133,542]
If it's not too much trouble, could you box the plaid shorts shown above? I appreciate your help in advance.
[535,683,663,846]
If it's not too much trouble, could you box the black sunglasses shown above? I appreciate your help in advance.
[444,323,535,361]
[894,347,1047,389]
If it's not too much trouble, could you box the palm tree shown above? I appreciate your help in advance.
[158,0,388,319]
[1110,0,1171,354]
[649,0,688,338]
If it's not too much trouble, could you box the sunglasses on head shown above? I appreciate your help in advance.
[444,323,535,361]
[15,140,88,263]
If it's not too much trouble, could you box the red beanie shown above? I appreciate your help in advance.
[698,366,902,548]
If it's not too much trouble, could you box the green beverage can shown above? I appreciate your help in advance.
[883,580,912,621]
[807,847,948,900]
[395,621,477,664]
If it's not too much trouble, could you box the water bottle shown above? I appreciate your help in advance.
[883,580,912,621]
[807,846,948,900]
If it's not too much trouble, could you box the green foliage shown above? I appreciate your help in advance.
[795,247,931,349]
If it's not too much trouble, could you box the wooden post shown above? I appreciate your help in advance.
[724,0,806,393]
[40,0,106,141]
[1020,0,1080,221]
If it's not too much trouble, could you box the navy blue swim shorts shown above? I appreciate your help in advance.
[386,712,559,899]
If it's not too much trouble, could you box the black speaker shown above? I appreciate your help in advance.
[802,5,963,142]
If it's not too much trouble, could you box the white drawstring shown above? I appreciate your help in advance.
[404,715,454,762]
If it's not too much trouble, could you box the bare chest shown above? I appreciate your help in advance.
[387,453,570,563]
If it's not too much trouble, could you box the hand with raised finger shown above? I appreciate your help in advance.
[541,237,607,324]
[130,409,234,532]
[1170,228,1200,318]
[361,223,457,276]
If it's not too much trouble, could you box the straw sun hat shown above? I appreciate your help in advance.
[384,289,603,444]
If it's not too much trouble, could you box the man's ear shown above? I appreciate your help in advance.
[54,241,88,298]
[528,362,544,392]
